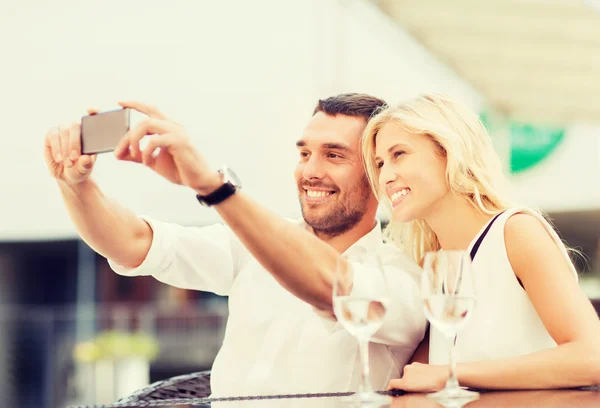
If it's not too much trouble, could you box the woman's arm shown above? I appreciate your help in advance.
[390,213,600,392]
[408,328,429,364]
[458,213,600,389]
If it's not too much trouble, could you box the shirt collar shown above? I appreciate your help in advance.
[343,219,383,257]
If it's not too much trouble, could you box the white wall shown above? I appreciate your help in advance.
[336,0,485,109]
[0,0,485,240]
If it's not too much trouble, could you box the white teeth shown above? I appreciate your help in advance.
[390,189,410,202]
[306,190,331,198]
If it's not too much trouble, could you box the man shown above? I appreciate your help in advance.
[44,94,426,397]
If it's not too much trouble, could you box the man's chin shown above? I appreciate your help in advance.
[301,196,332,208]
[301,208,331,226]
[303,202,328,210]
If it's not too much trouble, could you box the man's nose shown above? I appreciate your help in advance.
[303,155,325,180]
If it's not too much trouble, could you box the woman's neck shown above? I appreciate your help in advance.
[424,194,495,251]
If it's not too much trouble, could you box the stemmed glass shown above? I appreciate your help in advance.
[332,251,391,406]
[421,250,479,405]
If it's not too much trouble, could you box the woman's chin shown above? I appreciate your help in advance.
[391,207,417,224]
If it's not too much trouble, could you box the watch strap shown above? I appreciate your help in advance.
[196,182,237,207]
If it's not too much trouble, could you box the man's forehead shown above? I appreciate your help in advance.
[299,113,366,148]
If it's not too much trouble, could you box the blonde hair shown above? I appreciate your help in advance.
[362,93,517,265]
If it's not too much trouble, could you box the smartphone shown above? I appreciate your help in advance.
[81,108,130,154]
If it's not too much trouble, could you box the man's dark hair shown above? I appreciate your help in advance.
[312,93,387,122]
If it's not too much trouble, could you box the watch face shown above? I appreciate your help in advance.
[222,166,241,188]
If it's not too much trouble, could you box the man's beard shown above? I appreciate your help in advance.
[299,176,372,239]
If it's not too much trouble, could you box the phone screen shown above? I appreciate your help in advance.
[81,108,130,154]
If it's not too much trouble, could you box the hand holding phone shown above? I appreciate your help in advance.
[81,108,131,154]
[44,107,129,185]
[44,122,96,185]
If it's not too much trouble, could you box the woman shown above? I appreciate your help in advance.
[360,94,600,391]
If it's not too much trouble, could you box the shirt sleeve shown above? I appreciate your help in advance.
[107,216,252,296]
[350,245,428,349]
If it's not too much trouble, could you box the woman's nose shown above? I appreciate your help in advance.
[379,163,397,187]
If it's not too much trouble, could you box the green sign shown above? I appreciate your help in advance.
[509,123,564,173]
[480,112,565,174]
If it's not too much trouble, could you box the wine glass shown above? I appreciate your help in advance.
[421,250,479,405]
[332,251,391,406]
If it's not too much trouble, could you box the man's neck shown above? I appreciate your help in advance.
[309,216,378,254]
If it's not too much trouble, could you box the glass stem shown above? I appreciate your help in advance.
[359,338,373,394]
[446,333,460,390]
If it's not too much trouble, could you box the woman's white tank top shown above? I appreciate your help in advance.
[429,207,578,364]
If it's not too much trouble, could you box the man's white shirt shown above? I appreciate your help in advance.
[108,218,427,397]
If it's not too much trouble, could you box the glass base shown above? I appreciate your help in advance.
[341,391,392,407]
[427,386,479,408]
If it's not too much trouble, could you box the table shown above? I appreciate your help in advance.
[68,387,600,408]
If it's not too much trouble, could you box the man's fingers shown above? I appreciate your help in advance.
[118,100,168,120]
[116,118,174,160]
[117,150,139,164]
[59,125,73,168]
[114,144,137,163]
[87,154,97,168]
[112,101,173,160]
[68,123,82,162]
[76,154,96,174]
[114,131,130,159]
[86,108,99,115]
[46,127,62,162]
[141,134,172,166]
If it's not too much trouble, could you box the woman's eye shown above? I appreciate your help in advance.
[394,151,405,159]
[327,153,341,159]
[300,152,309,158]
[376,161,384,169]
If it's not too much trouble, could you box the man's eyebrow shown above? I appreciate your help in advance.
[322,143,352,151]
[295,141,353,152]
